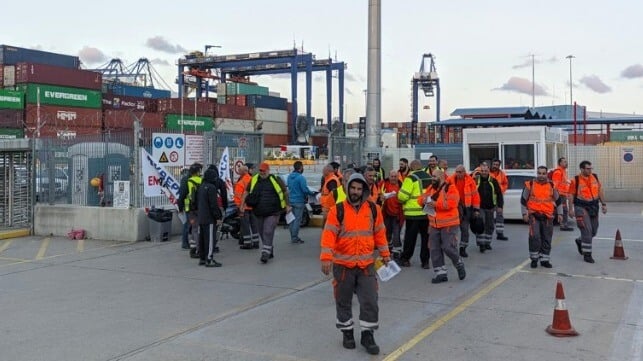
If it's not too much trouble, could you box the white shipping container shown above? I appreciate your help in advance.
[259,120,288,134]
[216,83,226,96]
[255,107,288,122]
[3,65,15,87]
[214,118,257,132]
[268,91,280,97]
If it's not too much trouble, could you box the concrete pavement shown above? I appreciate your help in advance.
[0,203,641,360]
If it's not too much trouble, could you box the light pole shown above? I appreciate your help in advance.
[566,55,575,107]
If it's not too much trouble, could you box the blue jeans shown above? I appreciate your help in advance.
[289,203,305,242]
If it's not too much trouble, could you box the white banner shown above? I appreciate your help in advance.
[141,148,181,206]
[218,147,234,201]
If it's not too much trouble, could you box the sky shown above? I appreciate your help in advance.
[4,0,643,123]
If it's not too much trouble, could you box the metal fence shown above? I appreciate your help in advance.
[0,149,31,228]
[330,136,363,169]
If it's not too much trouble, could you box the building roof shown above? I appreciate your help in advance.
[434,116,643,127]
[451,107,531,118]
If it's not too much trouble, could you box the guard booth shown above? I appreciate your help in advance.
[0,139,32,230]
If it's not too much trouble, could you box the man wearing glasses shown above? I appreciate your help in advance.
[569,161,607,264]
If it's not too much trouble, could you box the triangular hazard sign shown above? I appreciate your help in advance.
[159,152,169,163]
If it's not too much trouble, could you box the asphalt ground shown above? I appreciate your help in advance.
[0,203,641,361]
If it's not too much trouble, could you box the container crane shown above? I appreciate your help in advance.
[411,53,440,144]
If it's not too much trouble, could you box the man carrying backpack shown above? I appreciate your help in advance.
[569,160,607,264]
[550,157,574,231]
[196,166,228,267]
[521,166,563,268]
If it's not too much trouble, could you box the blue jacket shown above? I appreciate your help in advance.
[287,171,313,204]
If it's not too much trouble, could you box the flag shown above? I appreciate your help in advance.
[218,147,234,201]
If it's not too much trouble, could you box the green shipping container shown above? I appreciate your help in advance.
[17,83,102,109]
[0,89,24,109]
[0,128,24,139]
[610,131,643,142]
[165,114,213,132]
[225,82,269,96]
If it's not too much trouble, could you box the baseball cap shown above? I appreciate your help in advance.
[259,162,270,171]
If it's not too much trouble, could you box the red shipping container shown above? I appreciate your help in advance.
[140,112,164,129]
[26,125,102,139]
[263,134,289,147]
[0,65,3,85]
[25,104,102,128]
[15,62,102,90]
[103,110,163,129]
[157,98,215,117]
[216,103,255,120]
[102,94,158,112]
[0,109,24,128]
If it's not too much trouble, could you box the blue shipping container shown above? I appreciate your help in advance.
[110,84,171,99]
[245,95,288,110]
[0,45,81,69]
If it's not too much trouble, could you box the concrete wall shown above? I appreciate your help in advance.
[34,205,182,242]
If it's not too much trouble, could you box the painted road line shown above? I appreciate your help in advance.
[608,282,643,361]
[77,239,84,252]
[35,238,50,260]
[0,239,13,254]
[517,269,643,283]
[383,259,531,361]
[596,237,643,243]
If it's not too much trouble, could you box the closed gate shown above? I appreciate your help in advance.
[330,137,363,169]
[202,131,263,167]
[0,150,32,229]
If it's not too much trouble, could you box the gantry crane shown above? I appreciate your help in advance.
[411,53,440,144]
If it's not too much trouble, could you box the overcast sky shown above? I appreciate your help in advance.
[4,0,642,122]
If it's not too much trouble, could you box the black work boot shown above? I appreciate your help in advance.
[497,233,508,241]
[456,262,466,280]
[583,252,595,264]
[342,330,355,349]
[575,238,583,255]
[360,330,380,355]
[540,260,552,268]
[459,247,468,258]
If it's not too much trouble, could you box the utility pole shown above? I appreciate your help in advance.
[531,54,535,108]
[566,55,575,108]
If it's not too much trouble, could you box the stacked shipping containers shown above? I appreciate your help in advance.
[0,89,25,139]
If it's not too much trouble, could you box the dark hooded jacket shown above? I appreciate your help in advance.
[197,167,228,224]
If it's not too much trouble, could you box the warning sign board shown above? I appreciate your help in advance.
[152,133,185,166]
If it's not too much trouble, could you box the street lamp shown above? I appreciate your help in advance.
[566,55,575,107]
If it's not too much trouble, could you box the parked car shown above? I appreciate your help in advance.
[503,171,535,220]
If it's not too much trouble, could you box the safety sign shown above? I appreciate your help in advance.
[152,133,185,166]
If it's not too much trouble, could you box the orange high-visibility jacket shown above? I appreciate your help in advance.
[320,174,340,210]
[447,173,480,208]
[418,182,460,228]
[569,174,601,202]
[523,180,556,218]
[234,173,251,208]
[368,182,381,205]
[320,201,389,268]
[490,169,509,194]
[550,166,570,196]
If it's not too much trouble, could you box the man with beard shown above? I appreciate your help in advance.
[381,170,403,260]
[475,163,504,253]
[418,169,466,283]
[320,173,390,355]
[448,165,480,258]
[372,158,385,184]
[521,166,563,268]
[398,158,410,183]
[551,157,574,231]
[424,155,439,177]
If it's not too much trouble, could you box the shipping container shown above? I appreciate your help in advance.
[25,104,102,128]
[216,103,255,120]
[0,109,24,127]
[0,45,81,68]
[225,82,269,96]
[246,94,288,110]
[0,65,3,85]
[3,65,15,87]
[263,134,289,147]
[157,98,215,116]
[216,83,226,96]
[0,127,24,139]
[225,95,246,106]
[27,125,101,139]
[255,107,288,122]
[259,120,288,135]
[102,93,157,112]
[108,83,171,99]
[164,114,213,132]
[18,83,102,109]
[15,62,102,90]
[268,91,281,97]
[103,110,163,129]
[214,118,256,132]
[0,89,24,109]
[217,96,226,104]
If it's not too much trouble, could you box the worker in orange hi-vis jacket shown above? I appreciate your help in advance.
[320,173,389,356]
[448,165,480,258]
[489,159,509,241]
[551,157,574,231]
[418,169,466,284]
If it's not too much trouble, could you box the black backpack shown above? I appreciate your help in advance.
[336,200,378,230]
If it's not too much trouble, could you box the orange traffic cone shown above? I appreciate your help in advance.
[546,280,579,337]
[610,229,628,260]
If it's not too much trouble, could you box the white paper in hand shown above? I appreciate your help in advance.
[285,211,296,224]
[305,203,313,212]
[423,199,436,216]
[383,191,397,200]
[375,260,401,282]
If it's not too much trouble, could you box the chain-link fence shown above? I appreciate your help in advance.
[330,136,363,169]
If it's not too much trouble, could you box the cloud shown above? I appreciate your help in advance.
[151,58,171,66]
[78,46,109,65]
[621,64,643,79]
[145,36,187,54]
[512,56,558,69]
[579,75,611,93]
[494,76,548,96]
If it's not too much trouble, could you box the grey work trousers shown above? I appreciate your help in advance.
[252,213,280,256]
[429,225,462,276]
[575,207,599,253]
[527,214,553,261]
[333,263,379,332]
